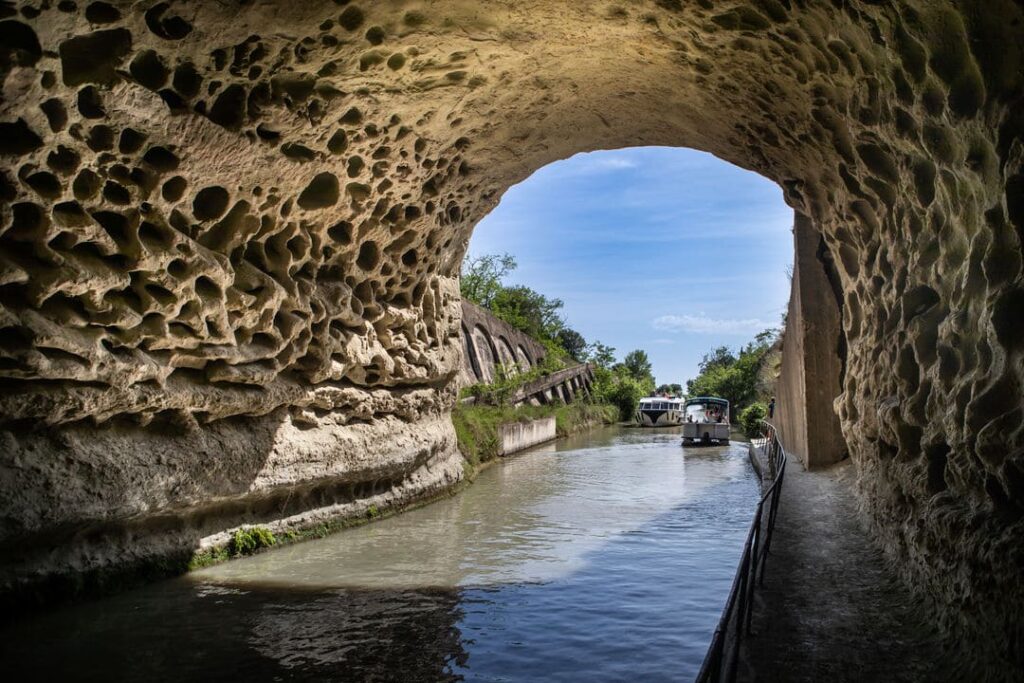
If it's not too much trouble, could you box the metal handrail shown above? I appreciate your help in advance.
[695,420,788,683]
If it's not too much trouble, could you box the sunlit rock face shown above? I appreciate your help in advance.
[0,0,1021,674]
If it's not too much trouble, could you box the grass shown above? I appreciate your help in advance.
[453,400,617,476]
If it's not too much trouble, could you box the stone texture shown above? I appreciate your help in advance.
[775,212,847,468]
[0,1,1022,677]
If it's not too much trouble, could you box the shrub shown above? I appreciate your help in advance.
[228,526,277,556]
[600,374,649,421]
[739,402,767,438]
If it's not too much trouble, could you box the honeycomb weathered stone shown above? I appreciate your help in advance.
[0,1,1022,676]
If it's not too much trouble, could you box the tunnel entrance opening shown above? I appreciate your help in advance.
[461,146,794,396]
[459,145,849,474]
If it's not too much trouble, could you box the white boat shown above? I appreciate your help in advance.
[681,397,730,445]
[636,396,685,427]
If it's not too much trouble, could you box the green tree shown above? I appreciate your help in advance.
[556,328,588,361]
[602,374,648,421]
[585,345,657,420]
[585,341,617,369]
[656,383,683,396]
[490,285,565,341]
[460,252,516,307]
[739,402,768,438]
[698,345,737,374]
[685,329,780,417]
[621,349,653,382]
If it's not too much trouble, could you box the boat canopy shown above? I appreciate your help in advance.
[684,397,729,408]
[683,397,730,422]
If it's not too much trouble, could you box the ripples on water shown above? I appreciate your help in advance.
[3,427,759,682]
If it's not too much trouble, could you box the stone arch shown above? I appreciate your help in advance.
[0,3,1021,672]
[515,345,533,371]
[494,336,517,374]
[470,325,497,383]
[460,322,482,384]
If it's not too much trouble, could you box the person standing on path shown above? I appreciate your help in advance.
[768,396,776,419]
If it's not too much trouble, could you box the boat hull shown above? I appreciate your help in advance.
[636,409,683,427]
[681,422,730,444]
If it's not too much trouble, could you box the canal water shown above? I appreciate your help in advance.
[4,426,760,682]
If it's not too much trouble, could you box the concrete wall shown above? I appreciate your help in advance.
[498,417,557,456]
[775,214,847,469]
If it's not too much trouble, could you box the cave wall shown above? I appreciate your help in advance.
[0,0,1022,675]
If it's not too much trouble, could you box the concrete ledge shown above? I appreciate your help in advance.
[498,417,557,456]
[747,441,770,485]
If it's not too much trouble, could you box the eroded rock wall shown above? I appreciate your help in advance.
[1,1,1022,675]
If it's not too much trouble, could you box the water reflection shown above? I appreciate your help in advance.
[3,427,758,682]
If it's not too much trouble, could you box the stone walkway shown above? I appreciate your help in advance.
[741,456,951,682]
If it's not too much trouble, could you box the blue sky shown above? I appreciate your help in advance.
[466,147,793,386]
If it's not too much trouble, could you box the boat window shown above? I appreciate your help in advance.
[685,403,707,419]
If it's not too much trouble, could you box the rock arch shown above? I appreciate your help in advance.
[0,1,1021,674]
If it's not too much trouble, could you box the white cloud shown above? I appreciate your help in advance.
[652,313,769,334]
[547,153,639,177]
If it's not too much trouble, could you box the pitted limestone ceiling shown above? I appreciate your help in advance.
[1,0,1020,427]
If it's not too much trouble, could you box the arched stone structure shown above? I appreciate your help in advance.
[469,325,497,382]
[0,1,1021,674]
[515,345,533,371]
[458,299,546,386]
[493,336,517,372]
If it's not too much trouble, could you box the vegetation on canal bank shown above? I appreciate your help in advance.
[187,487,458,572]
[686,329,782,436]
[454,401,618,476]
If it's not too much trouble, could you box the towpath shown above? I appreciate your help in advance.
[741,457,951,682]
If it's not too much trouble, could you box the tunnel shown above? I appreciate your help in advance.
[0,0,1021,678]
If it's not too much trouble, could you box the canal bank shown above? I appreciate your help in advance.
[185,401,617,574]
[1,428,761,682]
[452,400,618,476]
